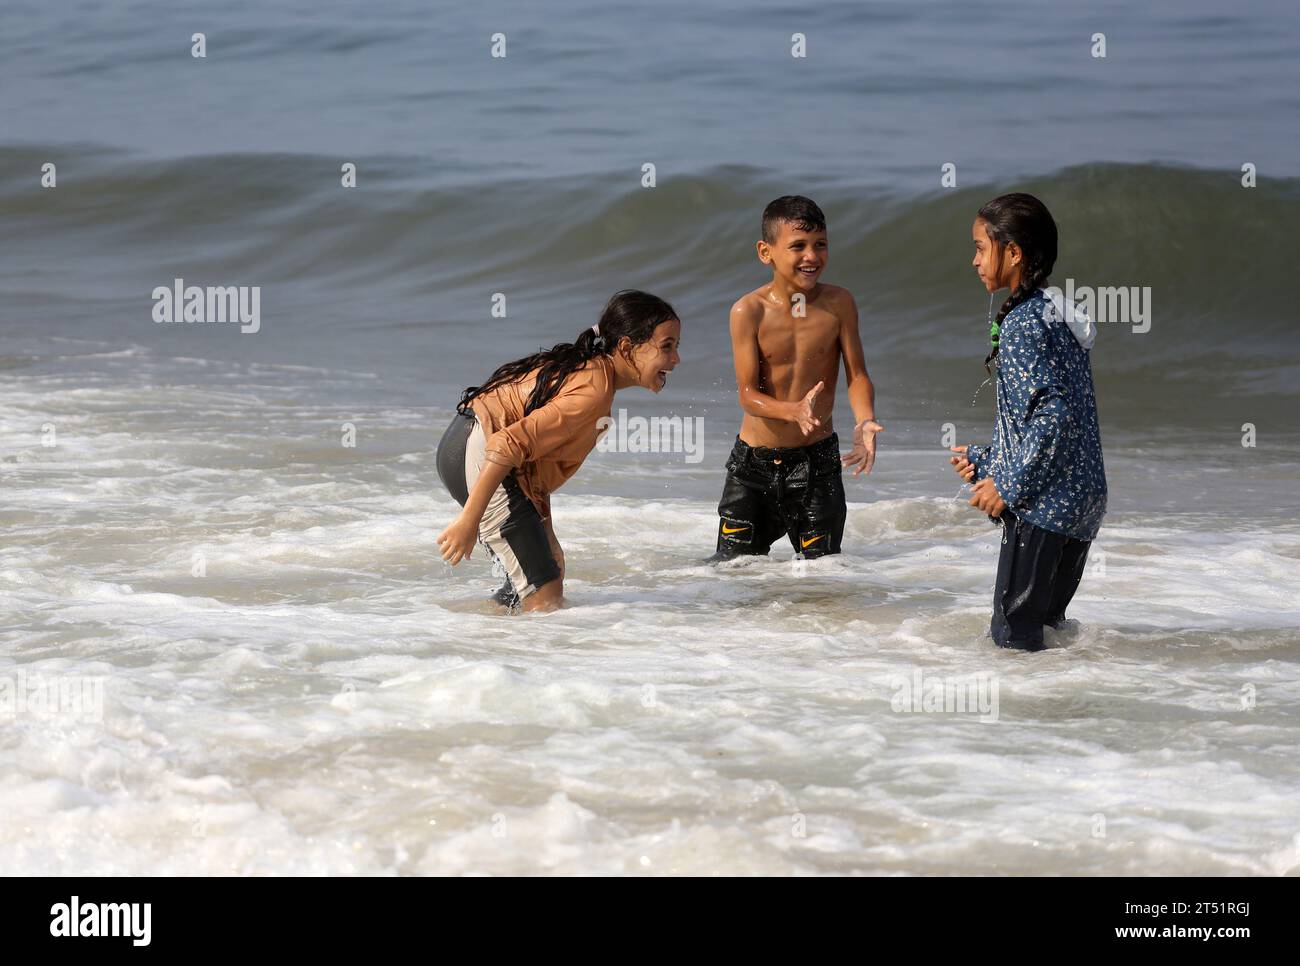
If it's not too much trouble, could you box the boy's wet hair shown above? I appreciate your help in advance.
[761,195,826,244]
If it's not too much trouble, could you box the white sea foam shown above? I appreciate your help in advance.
[1,371,1298,875]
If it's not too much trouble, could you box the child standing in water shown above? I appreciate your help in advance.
[951,193,1107,650]
[436,290,681,613]
[709,195,882,562]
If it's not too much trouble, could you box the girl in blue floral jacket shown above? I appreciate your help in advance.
[950,193,1107,650]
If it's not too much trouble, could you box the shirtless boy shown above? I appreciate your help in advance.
[709,195,882,561]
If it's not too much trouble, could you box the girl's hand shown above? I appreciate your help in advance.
[437,513,479,565]
[794,381,824,436]
[969,476,1006,517]
[842,419,884,476]
[949,444,975,482]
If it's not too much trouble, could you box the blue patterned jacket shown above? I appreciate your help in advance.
[966,289,1107,541]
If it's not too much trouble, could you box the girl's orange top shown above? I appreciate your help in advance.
[470,355,617,518]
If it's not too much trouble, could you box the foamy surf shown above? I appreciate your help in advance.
[2,362,1298,875]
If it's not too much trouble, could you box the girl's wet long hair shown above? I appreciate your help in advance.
[457,289,678,417]
[977,192,1057,369]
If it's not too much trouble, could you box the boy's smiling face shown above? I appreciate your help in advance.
[758,220,828,293]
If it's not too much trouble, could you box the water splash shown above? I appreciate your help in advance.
[969,291,999,406]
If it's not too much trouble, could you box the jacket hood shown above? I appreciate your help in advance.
[1042,287,1096,349]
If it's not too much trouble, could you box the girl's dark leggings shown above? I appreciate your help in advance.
[991,510,1091,651]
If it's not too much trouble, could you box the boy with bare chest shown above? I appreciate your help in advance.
[710,196,882,561]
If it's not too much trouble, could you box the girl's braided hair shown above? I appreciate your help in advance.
[977,192,1057,369]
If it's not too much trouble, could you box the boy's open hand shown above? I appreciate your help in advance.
[968,476,1006,517]
[949,444,975,482]
[842,419,884,476]
[795,381,824,436]
[436,513,478,565]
